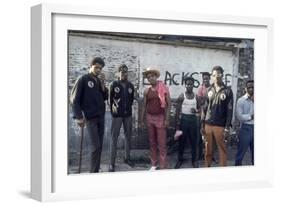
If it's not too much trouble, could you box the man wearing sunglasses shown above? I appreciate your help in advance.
[201,66,234,167]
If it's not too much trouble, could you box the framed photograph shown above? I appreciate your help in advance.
[31,3,274,201]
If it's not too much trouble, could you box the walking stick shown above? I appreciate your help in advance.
[78,125,84,173]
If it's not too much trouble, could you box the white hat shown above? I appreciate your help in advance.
[142,67,160,78]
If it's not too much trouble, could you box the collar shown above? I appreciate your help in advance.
[118,80,128,84]
[201,83,210,88]
[88,72,98,79]
[184,91,195,99]
[244,93,254,101]
[210,83,225,92]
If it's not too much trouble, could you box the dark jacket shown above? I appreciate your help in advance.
[202,83,233,128]
[109,80,134,118]
[70,73,108,120]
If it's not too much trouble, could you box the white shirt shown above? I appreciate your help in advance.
[236,94,254,125]
[181,93,197,115]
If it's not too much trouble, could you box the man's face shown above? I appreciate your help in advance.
[147,73,157,85]
[90,63,103,76]
[246,82,254,96]
[119,71,128,81]
[185,80,194,92]
[212,70,223,84]
[202,75,210,85]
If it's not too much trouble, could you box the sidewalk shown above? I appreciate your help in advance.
[68,144,252,174]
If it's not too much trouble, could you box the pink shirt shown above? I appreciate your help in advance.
[197,84,208,97]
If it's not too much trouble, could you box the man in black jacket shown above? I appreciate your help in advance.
[70,57,108,173]
[108,64,135,172]
[201,66,233,167]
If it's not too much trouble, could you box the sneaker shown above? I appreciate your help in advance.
[149,166,157,171]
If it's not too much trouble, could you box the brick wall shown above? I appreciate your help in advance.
[67,32,254,164]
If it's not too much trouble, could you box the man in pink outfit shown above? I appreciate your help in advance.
[141,67,171,170]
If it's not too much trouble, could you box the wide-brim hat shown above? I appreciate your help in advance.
[142,67,160,78]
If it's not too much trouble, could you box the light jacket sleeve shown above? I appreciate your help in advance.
[236,98,252,122]
[70,76,84,119]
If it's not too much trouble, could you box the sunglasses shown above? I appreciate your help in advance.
[212,74,223,77]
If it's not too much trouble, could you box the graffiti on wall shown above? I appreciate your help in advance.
[142,71,233,88]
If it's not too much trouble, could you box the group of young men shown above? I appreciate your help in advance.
[70,57,254,173]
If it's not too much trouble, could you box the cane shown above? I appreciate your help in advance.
[78,125,84,173]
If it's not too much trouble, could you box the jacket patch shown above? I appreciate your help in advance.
[220,93,226,101]
[114,87,120,93]
[208,91,213,98]
[88,81,94,88]
[113,98,120,106]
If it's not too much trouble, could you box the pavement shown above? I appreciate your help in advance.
[68,143,252,174]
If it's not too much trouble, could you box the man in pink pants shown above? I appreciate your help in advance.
[141,67,171,170]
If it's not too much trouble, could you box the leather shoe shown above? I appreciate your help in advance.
[124,159,135,167]
[192,161,199,168]
[174,160,183,169]
[108,164,115,172]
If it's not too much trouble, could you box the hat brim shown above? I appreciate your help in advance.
[142,70,160,78]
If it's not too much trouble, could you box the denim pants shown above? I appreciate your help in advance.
[235,123,254,166]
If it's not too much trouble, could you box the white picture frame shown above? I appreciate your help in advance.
[31,3,274,202]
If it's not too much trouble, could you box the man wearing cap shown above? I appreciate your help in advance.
[141,67,171,170]
[70,57,108,173]
[201,66,233,167]
[108,64,135,172]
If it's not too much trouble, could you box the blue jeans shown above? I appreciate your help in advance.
[235,123,254,166]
